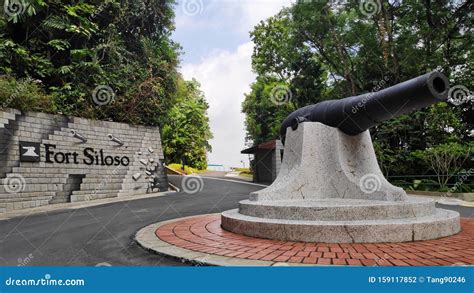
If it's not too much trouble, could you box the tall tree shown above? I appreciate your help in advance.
[161,78,212,169]
[244,0,472,179]
[0,0,214,169]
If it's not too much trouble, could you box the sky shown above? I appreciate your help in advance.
[172,0,294,169]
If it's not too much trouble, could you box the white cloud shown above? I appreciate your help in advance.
[181,42,254,169]
[177,0,294,169]
[238,0,294,31]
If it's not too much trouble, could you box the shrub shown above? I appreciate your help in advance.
[0,75,53,112]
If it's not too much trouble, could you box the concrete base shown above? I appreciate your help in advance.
[249,123,407,202]
[221,122,461,243]
[221,197,461,243]
[238,197,436,221]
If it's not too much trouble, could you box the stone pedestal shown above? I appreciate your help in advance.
[222,122,461,243]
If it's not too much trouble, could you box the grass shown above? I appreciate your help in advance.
[167,163,206,175]
[232,167,252,178]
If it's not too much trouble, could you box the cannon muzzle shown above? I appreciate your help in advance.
[280,71,449,143]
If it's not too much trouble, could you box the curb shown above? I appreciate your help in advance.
[0,191,175,221]
[134,214,315,267]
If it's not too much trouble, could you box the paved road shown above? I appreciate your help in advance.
[0,175,471,266]
[0,176,262,266]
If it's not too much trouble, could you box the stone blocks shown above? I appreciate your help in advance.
[0,108,168,212]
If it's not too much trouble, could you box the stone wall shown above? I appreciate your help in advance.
[0,108,168,213]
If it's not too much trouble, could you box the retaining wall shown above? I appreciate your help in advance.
[0,108,168,213]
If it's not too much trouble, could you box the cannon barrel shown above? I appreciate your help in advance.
[280,71,449,143]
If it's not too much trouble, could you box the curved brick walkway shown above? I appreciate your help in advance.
[155,214,474,266]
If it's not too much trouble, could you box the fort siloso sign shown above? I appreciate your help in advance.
[19,141,130,166]
[0,109,168,213]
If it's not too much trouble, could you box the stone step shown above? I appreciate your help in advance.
[0,111,17,120]
[71,192,118,202]
[49,197,69,204]
[0,195,54,203]
[1,198,52,211]
[118,189,150,197]
[0,183,64,193]
[221,208,461,243]
[79,183,123,190]
[72,189,121,195]
[238,198,436,221]
[0,177,68,184]
[0,191,56,200]
[78,176,125,182]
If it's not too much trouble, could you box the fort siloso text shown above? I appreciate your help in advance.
[44,144,130,166]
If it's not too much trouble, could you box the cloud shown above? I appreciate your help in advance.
[238,0,294,32]
[181,42,254,168]
[176,0,295,169]
[175,0,294,37]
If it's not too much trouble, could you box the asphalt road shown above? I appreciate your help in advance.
[0,176,262,266]
[0,175,471,266]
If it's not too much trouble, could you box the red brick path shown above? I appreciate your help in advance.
[155,214,474,266]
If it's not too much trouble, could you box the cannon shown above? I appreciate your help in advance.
[70,129,87,143]
[280,71,449,143]
[107,134,124,146]
[221,71,460,243]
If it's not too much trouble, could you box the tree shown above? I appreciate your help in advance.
[243,0,473,182]
[412,142,473,189]
[243,9,326,146]
[161,79,212,169]
[0,0,179,126]
[242,77,296,145]
[0,0,213,168]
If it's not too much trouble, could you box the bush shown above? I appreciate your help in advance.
[0,75,53,112]
[167,163,205,175]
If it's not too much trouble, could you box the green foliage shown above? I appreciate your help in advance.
[412,142,473,189]
[0,75,53,111]
[242,77,297,144]
[0,0,213,169]
[161,79,213,169]
[0,0,179,124]
[244,0,473,184]
[167,163,204,175]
